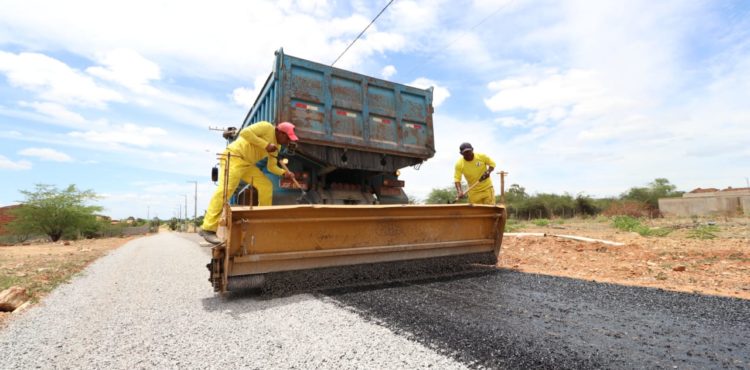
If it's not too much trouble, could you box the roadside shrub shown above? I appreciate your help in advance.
[612,215,672,237]
[603,200,653,218]
[504,219,521,233]
[532,219,549,227]
[688,225,719,239]
[612,216,641,232]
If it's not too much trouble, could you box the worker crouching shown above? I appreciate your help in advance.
[200,121,298,244]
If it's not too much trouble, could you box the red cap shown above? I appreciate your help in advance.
[276,122,298,141]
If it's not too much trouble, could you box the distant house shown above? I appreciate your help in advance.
[95,214,112,222]
[0,205,21,235]
[658,187,750,217]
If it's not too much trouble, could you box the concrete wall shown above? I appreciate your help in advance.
[683,190,750,198]
[659,196,743,217]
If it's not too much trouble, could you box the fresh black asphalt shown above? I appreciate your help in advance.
[323,270,750,369]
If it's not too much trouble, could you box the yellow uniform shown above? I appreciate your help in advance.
[454,153,496,205]
[202,121,286,232]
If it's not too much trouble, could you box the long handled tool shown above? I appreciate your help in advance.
[454,179,484,203]
[279,158,311,204]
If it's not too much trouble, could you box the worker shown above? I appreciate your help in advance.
[454,142,496,204]
[199,121,298,244]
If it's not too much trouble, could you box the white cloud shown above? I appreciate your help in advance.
[0,51,124,108]
[18,147,73,162]
[18,101,86,125]
[484,68,636,126]
[0,155,32,170]
[0,1,409,80]
[381,65,396,79]
[408,77,451,108]
[86,48,161,93]
[68,123,168,148]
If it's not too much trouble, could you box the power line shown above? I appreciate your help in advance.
[331,0,397,67]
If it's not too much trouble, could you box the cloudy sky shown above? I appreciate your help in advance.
[1,0,748,219]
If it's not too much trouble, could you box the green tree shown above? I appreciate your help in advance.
[8,184,102,242]
[622,178,683,209]
[574,193,599,216]
[505,184,528,203]
[425,184,466,204]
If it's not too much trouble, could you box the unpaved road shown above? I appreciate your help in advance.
[2,233,748,369]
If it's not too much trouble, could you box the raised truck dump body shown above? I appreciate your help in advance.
[236,48,435,205]
[208,50,505,293]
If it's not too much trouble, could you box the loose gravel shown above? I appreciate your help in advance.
[0,233,465,369]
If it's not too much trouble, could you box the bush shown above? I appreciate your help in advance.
[688,225,719,239]
[504,219,521,233]
[612,215,672,237]
[532,219,549,227]
[603,201,653,218]
[612,215,642,232]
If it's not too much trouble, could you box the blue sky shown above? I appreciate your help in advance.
[1,0,749,219]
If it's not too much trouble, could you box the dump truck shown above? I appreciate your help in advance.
[208,49,506,293]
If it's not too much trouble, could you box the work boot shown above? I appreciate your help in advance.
[199,229,221,244]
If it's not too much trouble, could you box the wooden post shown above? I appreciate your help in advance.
[496,171,508,205]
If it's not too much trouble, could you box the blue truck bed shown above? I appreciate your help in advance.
[235,49,436,205]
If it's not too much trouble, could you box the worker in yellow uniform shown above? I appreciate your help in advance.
[199,121,298,244]
[454,142,496,204]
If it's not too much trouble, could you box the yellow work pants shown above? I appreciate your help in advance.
[468,185,495,205]
[201,154,273,232]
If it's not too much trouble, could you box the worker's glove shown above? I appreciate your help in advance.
[457,191,465,199]
[283,170,295,180]
[265,143,278,153]
[479,170,491,182]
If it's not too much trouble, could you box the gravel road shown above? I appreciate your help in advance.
[2,233,748,369]
[0,233,465,369]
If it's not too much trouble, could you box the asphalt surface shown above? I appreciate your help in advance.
[324,270,750,369]
[2,233,748,369]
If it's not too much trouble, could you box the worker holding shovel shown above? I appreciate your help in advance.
[454,142,496,204]
[199,121,298,244]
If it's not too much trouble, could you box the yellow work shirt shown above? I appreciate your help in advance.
[454,153,496,192]
[226,121,286,176]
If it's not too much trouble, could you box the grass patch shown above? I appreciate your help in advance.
[505,219,521,233]
[727,252,749,262]
[612,216,672,237]
[688,225,720,240]
[0,274,24,291]
[532,219,550,227]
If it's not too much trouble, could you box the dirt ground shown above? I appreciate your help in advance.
[499,217,750,299]
[0,236,134,324]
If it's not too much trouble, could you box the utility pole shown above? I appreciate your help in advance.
[187,180,198,226]
[184,194,188,231]
[147,205,150,220]
[496,171,508,205]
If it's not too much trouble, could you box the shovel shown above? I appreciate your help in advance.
[451,178,485,204]
[279,158,311,204]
